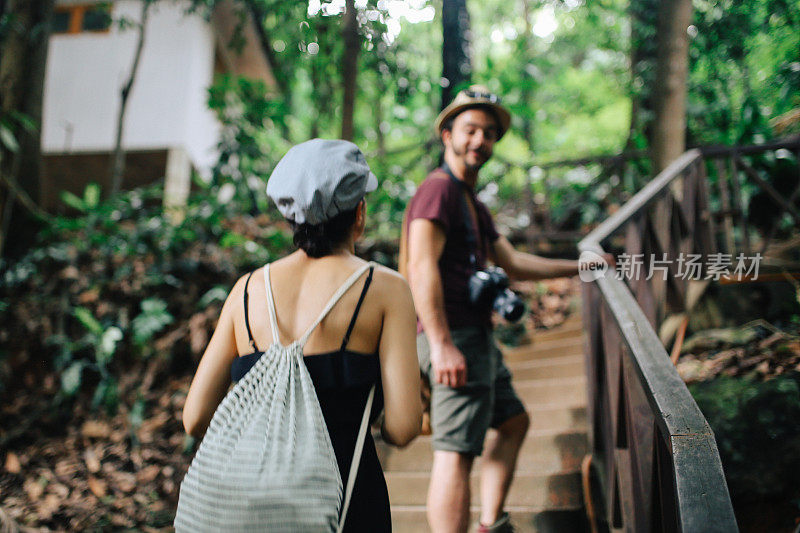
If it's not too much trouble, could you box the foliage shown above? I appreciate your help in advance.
[207,74,289,214]
[690,373,800,505]
[0,183,294,405]
[0,110,37,154]
[688,0,800,146]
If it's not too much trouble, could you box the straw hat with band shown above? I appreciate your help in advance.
[434,85,511,140]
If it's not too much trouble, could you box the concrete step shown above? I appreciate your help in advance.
[507,354,586,380]
[385,470,583,508]
[378,428,589,473]
[391,507,589,533]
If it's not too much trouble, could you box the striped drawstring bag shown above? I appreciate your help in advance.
[175,263,376,532]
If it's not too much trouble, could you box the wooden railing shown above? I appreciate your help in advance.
[578,150,739,531]
[507,136,800,258]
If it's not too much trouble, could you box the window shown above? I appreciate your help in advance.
[52,3,111,35]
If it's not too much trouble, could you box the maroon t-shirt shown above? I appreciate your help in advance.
[406,168,500,330]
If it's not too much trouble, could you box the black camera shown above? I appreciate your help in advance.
[468,266,526,322]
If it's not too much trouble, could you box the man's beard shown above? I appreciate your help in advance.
[452,144,490,171]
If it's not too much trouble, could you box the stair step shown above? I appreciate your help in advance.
[514,376,587,405]
[503,337,585,362]
[529,323,585,342]
[378,429,589,473]
[390,507,589,533]
[380,303,590,532]
[385,470,584,508]
[507,354,586,380]
[528,404,587,433]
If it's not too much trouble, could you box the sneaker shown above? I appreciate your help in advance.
[476,512,515,533]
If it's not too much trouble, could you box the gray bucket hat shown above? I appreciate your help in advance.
[266,138,378,225]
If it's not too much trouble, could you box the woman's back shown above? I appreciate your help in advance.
[230,256,392,532]
[179,139,421,532]
[231,254,388,358]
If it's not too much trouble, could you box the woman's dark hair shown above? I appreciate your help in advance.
[291,205,359,258]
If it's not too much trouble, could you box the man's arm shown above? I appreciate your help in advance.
[491,236,580,280]
[407,218,467,388]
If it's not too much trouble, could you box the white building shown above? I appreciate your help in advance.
[40,0,275,210]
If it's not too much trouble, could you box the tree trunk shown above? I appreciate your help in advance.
[0,0,55,258]
[340,0,358,141]
[441,0,472,109]
[651,0,692,172]
[109,0,151,197]
[521,0,538,245]
[626,0,659,151]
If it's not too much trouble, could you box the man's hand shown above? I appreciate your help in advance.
[602,252,616,270]
[430,341,467,388]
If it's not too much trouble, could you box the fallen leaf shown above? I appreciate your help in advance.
[137,465,160,484]
[23,478,44,501]
[36,494,61,520]
[55,459,79,477]
[88,476,107,498]
[77,289,100,304]
[81,420,111,439]
[83,449,101,473]
[59,265,80,280]
[5,452,21,474]
[113,472,137,493]
[48,482,70,499]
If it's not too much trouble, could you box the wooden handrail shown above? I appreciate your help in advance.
[578,148,738,531]
[581,149,701,250]
[590,272,737,530]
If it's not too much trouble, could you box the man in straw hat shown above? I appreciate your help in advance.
[404,85,593,532]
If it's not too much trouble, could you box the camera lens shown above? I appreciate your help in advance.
[493,288,525,322]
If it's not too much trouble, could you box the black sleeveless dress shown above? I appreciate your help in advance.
[230,266,391,532]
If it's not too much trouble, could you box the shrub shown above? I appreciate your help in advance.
[690,373,800,506]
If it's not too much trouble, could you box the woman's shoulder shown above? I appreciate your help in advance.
[368,263,412,303]
[226,266,266,303]
[370,262,407,284]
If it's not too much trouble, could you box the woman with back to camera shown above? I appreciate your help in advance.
[181,139,422,531]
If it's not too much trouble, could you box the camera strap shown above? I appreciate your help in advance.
[441,164,483,269]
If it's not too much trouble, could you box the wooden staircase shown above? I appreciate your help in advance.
[377,312,590,532]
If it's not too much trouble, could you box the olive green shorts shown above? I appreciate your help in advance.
[417,326,527,456]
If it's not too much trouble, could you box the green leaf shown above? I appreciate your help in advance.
[60,191,87,212]
[84,183,101,209]
[61,361,84,396]
[74,307,104,336]
[220,231,246,248]
[132,298,174,346]
[198,286,228,309]
[0,125,19,152]
[97,326,123,366]
[92,378,119,413]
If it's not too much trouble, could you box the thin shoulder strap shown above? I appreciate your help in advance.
[340,266,375,351]
[336,384,375,533]
[298,262,374,346]
[243,271,258,351]
[264,264,281,343]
